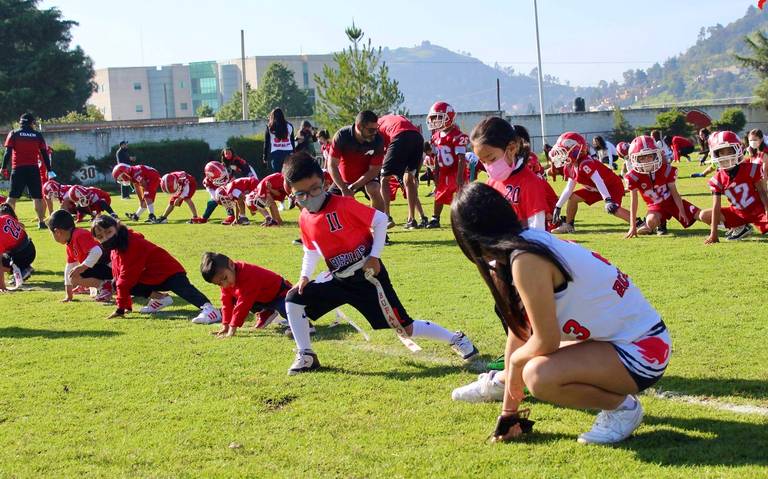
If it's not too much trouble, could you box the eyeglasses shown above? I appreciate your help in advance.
[293,184,324,200]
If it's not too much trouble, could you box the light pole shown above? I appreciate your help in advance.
[533,0,547,149]
[240,29,248,121]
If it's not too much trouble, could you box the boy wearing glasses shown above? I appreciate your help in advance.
[280,152,478,375]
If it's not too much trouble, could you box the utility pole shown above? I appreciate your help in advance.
[533,0,547,149]
[163,84,169,118]
[240,29,248,121]
[496,78,501,114]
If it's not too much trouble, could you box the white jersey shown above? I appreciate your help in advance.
[515,229,661,345]
[270,123,294,152]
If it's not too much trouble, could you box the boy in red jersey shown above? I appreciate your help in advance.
[157,171,200,224]
[0,204,36,290]
[47,209,113,302]
[200,252,292,337]
[247,172,289,226]
[215,176,259,225]
[66,185,119,221]
[112,164,162,223]
[425,101,467,228]
[624,136,699,237]
[280,152,478,375]
[698,131,768,242]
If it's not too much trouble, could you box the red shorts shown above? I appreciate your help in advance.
[721,206,768,234]
[648,199,699,228]
[573,185,625,206]
[141,179,160,203]
[388,177,404,201]
[434,172,458,206]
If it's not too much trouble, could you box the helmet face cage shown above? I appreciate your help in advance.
[43,181,60,200]
[427,112,448,131]
[630,150,663,174]
[205,162,230,187]
[711,143,743,170]
[548,145,570,168]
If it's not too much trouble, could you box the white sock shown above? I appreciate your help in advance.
[135,207,147,218]
[616,395,637,411]
[410,320,454,343]
[286,302,313,351]
[147,202,155,215]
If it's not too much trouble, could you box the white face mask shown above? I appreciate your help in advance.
[749,140,761,149]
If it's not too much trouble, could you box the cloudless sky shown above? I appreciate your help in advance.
[41,0,760,87]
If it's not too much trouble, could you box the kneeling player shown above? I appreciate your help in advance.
[248,172,289,226]
[624,136,699,237]
[698,131,768,242]
[280,153,478,375]
[112,164,161,223]
[216,176,259,225]
[67,185,118,221]
[0,204,36,290]
[157,171,200,224]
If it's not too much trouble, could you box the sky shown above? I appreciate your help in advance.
[42,0,760,87]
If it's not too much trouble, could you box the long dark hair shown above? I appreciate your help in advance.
[698,128,711,151]
[748,128,768,155]
[268,108,288,139]
[451,183,572,339]
[91,215,130,251]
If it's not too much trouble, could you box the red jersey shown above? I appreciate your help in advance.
[377,115,420,147]
[220,261,286,328]
[111,230,186,310]
[225,176,259,198]
[66,228,101,264]
[527,152,545,176]
[168,171,197,202]
[4,128,47,168]
[0,214,26,254]
[625,164,678,206]
[670,136,694,162]
[565,158,624,194]
[709,162,766,215]
[487,165,558,224]
[131,165,161,190]
[299,195,375,273]
[431,126,469,177]
[329,125,385,183]
[255,173,288,201]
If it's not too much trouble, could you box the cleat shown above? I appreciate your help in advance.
[419,217,429,229]
[236,216,250,225]
[145,214,158,223]
[387,216,396,229]
[404,219,418,230]
[292,238,303,246]
[191,304,222,324]
[451,370,505,403]
[155,216,168,224]
[38,220,46,229]
[139,295,173,313]
[425,218,440,229]
[221,215,236,225]
[384,234,392,246]
[94,281,113,302]
[125,213,139,221]
[254,310,278,329]
[656,225,668,236]
[727,224,753,241]
[450,331,479,360]
[552,222,575,234]
[578,396,643,444]
[287,349,320,376]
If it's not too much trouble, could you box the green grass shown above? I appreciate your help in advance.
[1,158,767,478]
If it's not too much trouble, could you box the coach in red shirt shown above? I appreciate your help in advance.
[2,113,54,229]
[328,110,386,212]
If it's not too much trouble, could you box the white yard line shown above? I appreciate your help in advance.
[646,389,768,417]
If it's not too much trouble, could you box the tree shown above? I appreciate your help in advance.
[314,25,405,133]
[735,31,768,108]
[655,109,693,137]
[216,84,258,121]
[251,63,313,118]
[0,0,95,125]
[712,108,747,133]
[48,104,104,123]
[611,107,635,143]
[196,104,215,117]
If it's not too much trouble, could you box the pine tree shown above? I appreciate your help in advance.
[735,31,768,108]
[251,63,313,118]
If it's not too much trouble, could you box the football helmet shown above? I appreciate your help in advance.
[112,164,133,186]
[616,141,629,159]
[427,101,456,131]
[628,136,663,174]
[204,161,229,187]
[215,186,235,208]
[709,130,743,170]
[42,180,62,200]
[549,132,589,168]
[67,185,90,207]
[161,173,182,195]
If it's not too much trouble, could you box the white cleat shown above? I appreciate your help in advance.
[552,222,575,234]
[577,396,644,445]
[451,370,505,403]
[140,295,174,313]
[287,349,320,376]
[191,304,222,324]
[450,331,479,360]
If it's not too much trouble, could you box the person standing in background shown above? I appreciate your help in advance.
[115,141,134,199]
[294,120,317,155]
[263,108,295,174]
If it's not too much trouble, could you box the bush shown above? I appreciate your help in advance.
[225,135,267,177]
[611,107,635,143]
[50,142,81,184]
[712,108,747,134]
[654,109,693,138]
[100,139,211,181]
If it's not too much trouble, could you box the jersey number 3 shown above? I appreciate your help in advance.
[563,319,591,340]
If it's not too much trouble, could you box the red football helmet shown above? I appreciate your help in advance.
[550,132,589,167]
[161,173,182,195]
[708,130,743,170]
[628,136,663,174]
[112,164,134,185]
[67,185,90,207]
[43,180,62,200]
[204,161,229,187]
[427,101,456,131]
[616,141,630,159]
[215,186,235,208]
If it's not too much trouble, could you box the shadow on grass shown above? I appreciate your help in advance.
[388,239,458,247]
[619,415,768,467]
[0,327,121,339]
[319,363,459,381]
[657,375,768,401]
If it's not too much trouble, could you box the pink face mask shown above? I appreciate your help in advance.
[485,153,515,181]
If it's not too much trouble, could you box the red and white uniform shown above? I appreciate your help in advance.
[300,195,375,274]
[527,152,545,177]
[167,171,197,206]
[0,214,26,255]
[82,187,112,214]
[66,228,102,265]
[220,261,287,328]
[431,126,469,205]
[225,176,259,199]
[255,173,288,203]
[565,158,625,205]
[709,162,768,233]
[669,136,694,162]
[625,164,698,227]
[387,176,405,201]
[130,165,161,202]
[487,163,558,229]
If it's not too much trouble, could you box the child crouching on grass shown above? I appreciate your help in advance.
[47,209,113,302]
[200,252,292,338]
[0,203,35,291]
[90,215,221,323]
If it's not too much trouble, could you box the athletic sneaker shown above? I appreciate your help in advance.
[236,216,250,225]
[125,212,139,221]
[191,304,222,324]
[404,219,418,230]
[419,216,429,229]
[38,220,46,229]
[450,331,479,360]
[487,354,505,371]
[387,216,396,229]
[727,224,753,241]
[635,217,645,228]
[656,224,668,236]
[451,370,505,403]
[577,396,644,444]
[140,295,174,313]
[552,222,575,234]
[254,310,278,328]
[94,281,113,302]
[145,214,158,223]
[425,218,440,229]
[155,216,168,224]
[221,215,236,225]
[287,349,320,376]
[20,266,33,281]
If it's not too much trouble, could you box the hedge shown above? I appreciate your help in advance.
[226,135,268,178]
[100,139,212,181]
[50,142,81,184]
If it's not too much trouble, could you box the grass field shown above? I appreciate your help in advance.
[1,158,767,478]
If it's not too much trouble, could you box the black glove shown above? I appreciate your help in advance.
[489,409,535,440]
[604,198,619,214]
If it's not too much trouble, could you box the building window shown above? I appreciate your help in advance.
[199,77,217,95]
[180,102,188,111]
[179,81,185,89]
[133,82,142,90]
[135,105,143,113]
[302,62,309,88]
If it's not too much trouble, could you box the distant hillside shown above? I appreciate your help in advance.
[381,42,576,114]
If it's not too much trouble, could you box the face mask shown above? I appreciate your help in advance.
[101,235,118,251]
[297,191,327,213]
[485,153,516,181]
[750,140,761,149]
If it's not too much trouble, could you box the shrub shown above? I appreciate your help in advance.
[654,109,693,138]
[712,108,746,134]
[50,142,81,184]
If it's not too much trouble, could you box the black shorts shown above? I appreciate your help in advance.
[1,238,36,270]
[285,261,413,330]
[327,177,380,196]
[678,145,695,157]
[81,263,113,281]
[382,130,423,177]
[9,165,42,199]
[129,272,209,308]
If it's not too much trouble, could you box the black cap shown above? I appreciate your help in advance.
[119,140,128,146]
[20,113,35,125]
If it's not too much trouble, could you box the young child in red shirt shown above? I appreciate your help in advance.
[0,203,35,290]
[47,209,113,302]
[200,252,292,337]
[90,215,221,323]
[280,152,479,375]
